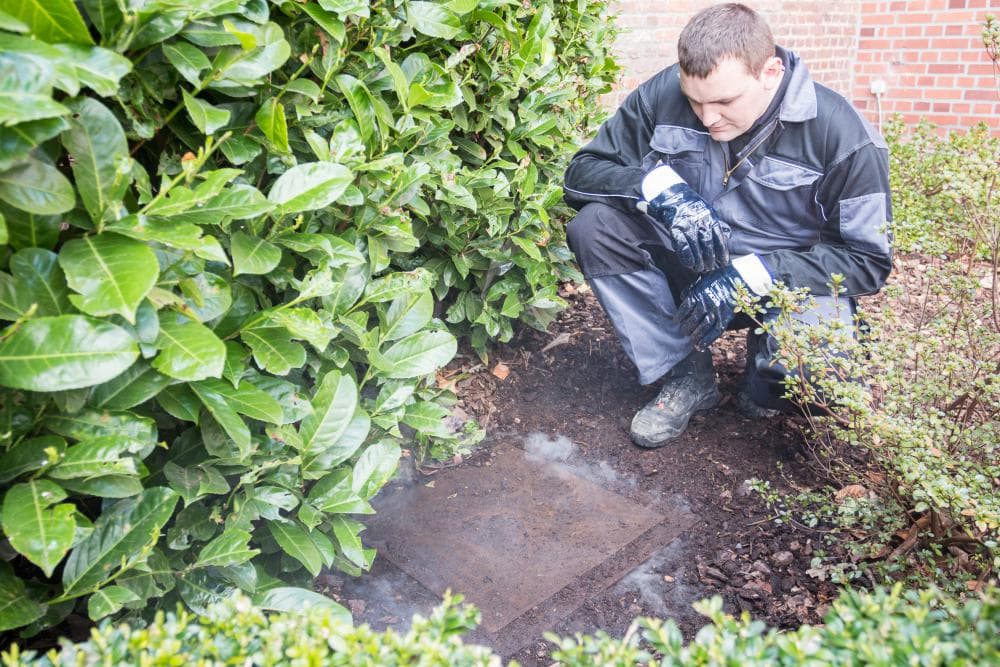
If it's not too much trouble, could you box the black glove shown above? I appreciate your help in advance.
[675,254,774,349]
[641,165,730,274]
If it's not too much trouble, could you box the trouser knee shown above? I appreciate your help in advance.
[745,297,859,415]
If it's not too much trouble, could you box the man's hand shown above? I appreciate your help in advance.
[676,255,774,350]
[641,165,730,274]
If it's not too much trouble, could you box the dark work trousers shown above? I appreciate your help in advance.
[566,202,856,412]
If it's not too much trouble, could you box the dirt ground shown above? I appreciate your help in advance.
[357,284,846,662]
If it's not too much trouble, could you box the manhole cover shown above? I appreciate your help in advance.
[366,445,688,635]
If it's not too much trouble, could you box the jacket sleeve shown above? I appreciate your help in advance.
[563,86,656,213]
[758,141,893,298]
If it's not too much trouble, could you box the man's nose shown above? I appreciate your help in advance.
[700,106,722,128]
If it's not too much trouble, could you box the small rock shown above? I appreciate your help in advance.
[736,479,755,497]
[789,540,801,552]
[348,599,366,615]
[738,580,772,600]
[751,560,773,576]
[772,550,795,568]
[698,563,729,584]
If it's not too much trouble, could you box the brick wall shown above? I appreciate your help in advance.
[852,0,1000,133]
[606,0,999,133]
[606,0,862,106]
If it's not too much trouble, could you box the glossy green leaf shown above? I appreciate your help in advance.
[0,315,138,391]
[59,233,158,323]
[6,0,93,44]
[61,97,129,223]
[183,90,230,135]
[1,480,76,577]
[0,562,46,632]
[87,585,138,620]
[0,51,69,125]
[1,201,62,250]
[373,330,457,379]
[62,487,179,596]
[267,519,323,576]
[90,362,171,410]
[255,98,289,152]
[153,315,226,382]
[157,384,202,423]
[179,271,232,322]
[402,400,453,437]
[267,162,353,216]
[0,157,75,215]
[80,0,122,39]
[195,528,258,568]
[307,468,371,515]
[334,75,376,145]
[382,289,433,341]
[107,216,229,265]
[47,436,139,480]
[163,462,229,505]
[54,44,131,96]
[231,230,281,276]
[191,377,282,423]
[59,475,143,499]
[299,4,345,42]
[406,2,461,39]
[330,515,371,569]
[1,248,71,319]
[267,307,334,351]
[176,570,235,616]
[253,586,351,620]
[0,117,68,172]
[0,435,65,484]
[189,382,250,457]
[163,41,211,86]
[241,326,306,375]
[363,269,435,303]
[351,441,401,498]
[299,371,370,478]
[43,408,155,443]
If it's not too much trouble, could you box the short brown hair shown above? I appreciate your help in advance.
[677,3,775,78]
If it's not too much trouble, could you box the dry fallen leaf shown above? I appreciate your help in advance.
[491,362,510,380]
[834,484,869,502]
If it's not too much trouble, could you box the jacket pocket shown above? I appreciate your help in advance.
[649,125,707,186]
[730,156,825,248]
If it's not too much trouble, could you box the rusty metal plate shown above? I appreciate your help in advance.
[366,445,669,634]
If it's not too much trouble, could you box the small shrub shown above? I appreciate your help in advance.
[3,585,996,666]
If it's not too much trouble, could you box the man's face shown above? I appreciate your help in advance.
[679,56,784,142]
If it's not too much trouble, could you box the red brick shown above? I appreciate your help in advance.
[928,64,965,73]
[965,89,998,100]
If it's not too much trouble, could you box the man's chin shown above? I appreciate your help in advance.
[708,127,739,142]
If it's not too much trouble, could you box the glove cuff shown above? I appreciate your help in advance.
[731,254,773,296]
[641,164,685,200]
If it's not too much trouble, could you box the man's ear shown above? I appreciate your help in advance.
[760,56,784,89]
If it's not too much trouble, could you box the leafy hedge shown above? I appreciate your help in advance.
[0,0,618,635]
[4,585,997,665]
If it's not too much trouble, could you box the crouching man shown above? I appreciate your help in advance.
[563,3,892,448]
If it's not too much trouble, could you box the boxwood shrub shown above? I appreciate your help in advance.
[4,585,996,666]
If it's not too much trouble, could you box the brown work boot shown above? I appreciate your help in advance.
[630,349,720,448]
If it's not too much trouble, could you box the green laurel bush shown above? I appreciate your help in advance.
[0,0,618,635]
[3,585,996,666]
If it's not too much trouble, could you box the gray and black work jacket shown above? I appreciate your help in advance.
[563,48,892,298]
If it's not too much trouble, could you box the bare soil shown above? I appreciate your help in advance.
[328,285,847,664]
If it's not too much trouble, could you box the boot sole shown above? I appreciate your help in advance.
[630,390,721,449]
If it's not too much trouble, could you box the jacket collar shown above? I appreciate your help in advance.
[777,47,817,123]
